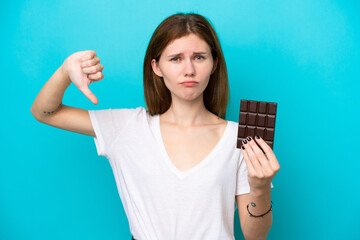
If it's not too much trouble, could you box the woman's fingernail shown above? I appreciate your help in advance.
[243,139,247,144]
[241,145,245,150]
[255,135,260,139]
[247,136,252,141]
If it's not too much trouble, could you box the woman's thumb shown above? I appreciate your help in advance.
[80,86,98,105]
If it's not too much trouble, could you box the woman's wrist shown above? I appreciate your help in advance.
[250,185,271,197]
[248,186,272,215]
[59,64,71,85]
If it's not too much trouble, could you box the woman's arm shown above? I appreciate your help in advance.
[236,188,272,240]
[30,50,104,136]
[237,135,280,240]
[30,65,70,120]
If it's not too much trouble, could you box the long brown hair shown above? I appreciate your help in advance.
[143,12,229,119]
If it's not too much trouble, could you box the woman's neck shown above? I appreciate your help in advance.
[160,96,217,127]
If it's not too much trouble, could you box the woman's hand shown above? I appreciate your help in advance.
[61,50,104,105]
[241,136,280,193]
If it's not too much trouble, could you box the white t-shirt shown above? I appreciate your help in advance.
[88,106,269,240]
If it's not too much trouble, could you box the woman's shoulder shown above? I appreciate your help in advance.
[110,106,147,113]
[97,106,148,122]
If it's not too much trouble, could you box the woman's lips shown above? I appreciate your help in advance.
[180,81,198,87]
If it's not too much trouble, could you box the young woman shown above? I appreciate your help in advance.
[31,13,280,240]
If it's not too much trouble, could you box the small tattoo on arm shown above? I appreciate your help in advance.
[43,103,63,115]
[44,110,55,115]
[250,202,256,207]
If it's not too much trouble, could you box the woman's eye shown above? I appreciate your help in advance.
[170,56,204,62]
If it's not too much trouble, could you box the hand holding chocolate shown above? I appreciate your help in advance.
[237,99,280,193]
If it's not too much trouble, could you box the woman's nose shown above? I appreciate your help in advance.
[183,59,195,77]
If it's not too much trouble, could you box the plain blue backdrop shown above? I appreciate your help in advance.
[1,0,359,239]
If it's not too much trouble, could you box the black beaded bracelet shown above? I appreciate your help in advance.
[246,201,273,218]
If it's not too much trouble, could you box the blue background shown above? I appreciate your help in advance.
[1,0,359,239]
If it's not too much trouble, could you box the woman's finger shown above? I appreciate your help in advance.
[241,147,256,175]
[81,50,97,61]
[81,56,100,68]
[254,136,280,172]
[242,139,263,175]
[245,136,274,175]
[82,64,104,74]
[88,72,104,81]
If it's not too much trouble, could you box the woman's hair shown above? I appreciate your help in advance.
[143,12,229,119]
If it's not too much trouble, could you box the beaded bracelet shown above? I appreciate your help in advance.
[246,201,273,218]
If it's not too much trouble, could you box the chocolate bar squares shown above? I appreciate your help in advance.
[237,99,278,150]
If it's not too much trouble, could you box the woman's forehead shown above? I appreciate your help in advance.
[163,34,211,55]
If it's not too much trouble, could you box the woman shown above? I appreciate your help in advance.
[31,12,279,240]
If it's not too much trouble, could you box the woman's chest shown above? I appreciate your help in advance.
[160,123,228,172]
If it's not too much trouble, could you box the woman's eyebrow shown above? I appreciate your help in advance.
[167,52,208,57]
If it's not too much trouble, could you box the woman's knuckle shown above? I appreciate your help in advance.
[248,172,255,178]
[264,172,272,178]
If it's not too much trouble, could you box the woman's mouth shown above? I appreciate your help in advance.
[180,81,198,87]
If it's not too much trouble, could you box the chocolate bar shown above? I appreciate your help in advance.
[237,99,278,150]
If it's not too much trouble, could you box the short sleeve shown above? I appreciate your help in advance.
[236,152,251,196]
[235,151,274,196]
[88,107,143,157]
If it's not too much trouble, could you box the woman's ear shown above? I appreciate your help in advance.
[151,59,163,77]
[211,57,218,74]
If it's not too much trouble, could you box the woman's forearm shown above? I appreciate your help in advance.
[30,65,71,120]
[243,188,273,240]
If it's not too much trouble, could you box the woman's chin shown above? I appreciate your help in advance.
[172,93,204,102]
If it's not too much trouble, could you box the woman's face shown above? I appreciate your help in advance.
[151,33,218,102]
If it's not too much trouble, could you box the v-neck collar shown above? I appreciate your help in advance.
[154,114,231,179]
